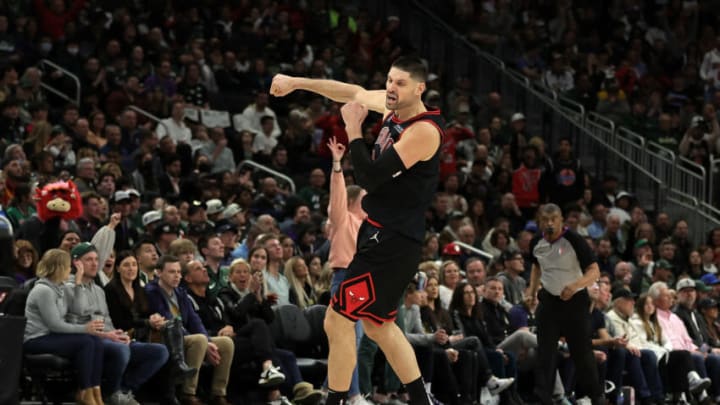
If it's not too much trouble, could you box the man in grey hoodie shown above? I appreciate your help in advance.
[64,242,169,405]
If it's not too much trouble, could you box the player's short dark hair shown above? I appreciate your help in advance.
[391,56,428,82]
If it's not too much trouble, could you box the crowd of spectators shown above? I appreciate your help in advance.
[419,0,720,173]
[6,0,720,405]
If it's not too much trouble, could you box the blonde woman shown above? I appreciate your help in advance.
[284,256,318,309]
[23,249,105,405]
[438,260,462,310]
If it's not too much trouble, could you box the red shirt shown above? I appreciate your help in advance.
[512,164,542,208]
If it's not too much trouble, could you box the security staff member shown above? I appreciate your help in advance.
[528,203,603,405]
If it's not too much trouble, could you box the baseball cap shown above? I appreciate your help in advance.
[142,210,162,227]
[113,190,131,203]
[698,298,719,310]
[691,115,704,128]
[206,198,224,215]
[442,242,462,256]
[611,288,637,300]
[676,278,696,291]
[71,242,97,259]
[188,222,211,237]
[616,191,633,200]
[524,220,538,232]
[511,112,526,123]
[634,239,650,249]
[701,273,720,285]
[222,203,243,219]
[426,90,441,100]
[214,219,238,234]
[654,259,674,271]
[696,280,713,292]
[153,221,179,238]
[449,211,465,220]
[187,200,207,217]
[127,189,141,198]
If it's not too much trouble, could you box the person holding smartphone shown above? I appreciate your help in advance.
[64,242,169,404]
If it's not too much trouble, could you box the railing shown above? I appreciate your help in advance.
[364,0,720,245]
[128,105,170,136]
[453,241,494,261]
[39,59,81,106]
[237,160,296,194]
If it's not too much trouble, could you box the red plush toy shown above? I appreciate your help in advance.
[35,180,83,221]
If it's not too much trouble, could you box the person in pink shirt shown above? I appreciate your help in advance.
[325,136,369,405]
[649,281,720,402]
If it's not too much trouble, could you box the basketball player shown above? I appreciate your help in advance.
[271,56,443,405]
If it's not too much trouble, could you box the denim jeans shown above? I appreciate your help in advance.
[102,339,168,393]
[24,333,104,389]
[124,342,169,391]
[102,339,131,394]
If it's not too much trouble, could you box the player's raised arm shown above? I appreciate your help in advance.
[270,74,386,114]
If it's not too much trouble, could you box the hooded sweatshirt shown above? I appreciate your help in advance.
[24,278,87,341]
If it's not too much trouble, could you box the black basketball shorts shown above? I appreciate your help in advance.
[331,220,422,325]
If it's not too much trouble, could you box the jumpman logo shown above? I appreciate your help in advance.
[369,231,380,244]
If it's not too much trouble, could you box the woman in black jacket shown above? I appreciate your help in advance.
[448,282,518,386]
[218,258,320,402]
[421,276,514,402]
[105,251,164,342]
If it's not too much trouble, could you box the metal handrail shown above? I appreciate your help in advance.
[587,112,616,132]
[237,160,296,194]
[617,127,646,147]
[556,94,586,118]
[395,0,720,229]
[646,141,675,161]
[408,0,505,70]
[127,105,170,136]
[39,59,81,106]
[452,241,494,261]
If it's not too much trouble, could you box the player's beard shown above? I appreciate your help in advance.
[385,92,400,110]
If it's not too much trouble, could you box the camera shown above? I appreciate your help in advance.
[691,117,711,135]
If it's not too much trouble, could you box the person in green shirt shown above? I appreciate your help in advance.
[199,234,229,296]
[297,168,328,212]
[5,182,36,229]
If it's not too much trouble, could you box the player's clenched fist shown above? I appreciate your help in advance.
[341,101,368,131]
[270,74,295,97]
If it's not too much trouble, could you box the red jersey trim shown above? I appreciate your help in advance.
[389,107,442,124]
[366,217,383,228]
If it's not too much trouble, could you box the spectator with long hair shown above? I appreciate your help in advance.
[449,281,519,403]
[421,275,514,401]
[24,249,105,405]
[218,258,321,404]
[304,253,324,292]
[632,292,707,403]
[647,282,716,402]
[13,239,38,283]
[284,255,318,309]
[105,250,193,403]
[5,182,35,229]
[438,260,462,310]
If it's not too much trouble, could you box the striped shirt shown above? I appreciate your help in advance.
[530,228,596,296]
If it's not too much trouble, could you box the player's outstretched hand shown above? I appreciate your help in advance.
[270,74,295,97]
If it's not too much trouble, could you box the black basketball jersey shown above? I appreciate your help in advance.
[363,107,445,242]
